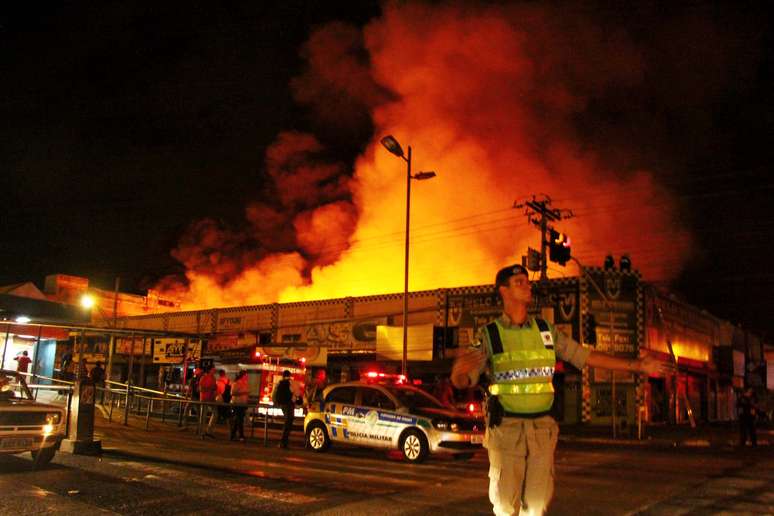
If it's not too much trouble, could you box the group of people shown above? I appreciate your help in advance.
[182,365,250,441]
[180,366,304,448]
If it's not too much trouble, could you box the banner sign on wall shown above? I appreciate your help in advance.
[152,339,201,364]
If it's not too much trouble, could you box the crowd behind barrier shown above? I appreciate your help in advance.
[93,380,292,446]
[11,369,300,447]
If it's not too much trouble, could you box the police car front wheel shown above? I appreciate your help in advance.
[306,421,330,452]
[400,429,428,463]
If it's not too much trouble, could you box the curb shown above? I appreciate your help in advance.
[559,435,771,448]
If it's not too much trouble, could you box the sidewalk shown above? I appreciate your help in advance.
[90,409,315,475]
[558,420,773,448]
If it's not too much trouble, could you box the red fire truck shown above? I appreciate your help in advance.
[238,353,306,419]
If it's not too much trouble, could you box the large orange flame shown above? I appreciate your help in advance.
[159,2,691,310]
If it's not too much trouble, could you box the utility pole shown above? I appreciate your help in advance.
[514,195,574,284]
[112,276,120,328]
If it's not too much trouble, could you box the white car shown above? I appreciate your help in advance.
[0,370,66,467]
[304,381,484,463]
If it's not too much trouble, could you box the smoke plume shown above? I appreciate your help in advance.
[158,2,736,309]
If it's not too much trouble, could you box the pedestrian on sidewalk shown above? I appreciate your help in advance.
[451,263,675,516]
[199,365,218,438]
[216,369,231,423]
[158,366,167,391]
[89,361,105,383]
[230,370,248,441]
[14,350,32,374]
[273,370,295,448]
[738,387,758,447]
[179,367,202,427]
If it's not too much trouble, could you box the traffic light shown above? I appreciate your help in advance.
[604,255,615,270]
[583,313,597,345]
[620,254,631,272]
[548,229,571,266]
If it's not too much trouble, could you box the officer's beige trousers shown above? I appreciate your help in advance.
[484,415,559,516]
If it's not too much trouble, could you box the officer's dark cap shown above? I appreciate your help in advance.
[495,264,529,289]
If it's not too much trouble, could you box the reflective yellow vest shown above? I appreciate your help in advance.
[486,318,557,414]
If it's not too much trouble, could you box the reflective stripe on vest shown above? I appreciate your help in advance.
[489,382,555,396]
[486,318,556,414]
[493,366,555,382]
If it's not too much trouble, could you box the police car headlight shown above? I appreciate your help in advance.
[432,418,451,430]
[46,413,62,425]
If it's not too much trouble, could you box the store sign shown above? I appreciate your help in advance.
[215,312,266,333]
[255,345,328,366]
[276,319,385,352]
[115,338,152,355]
[207,333,257,352]
[543,281,580,341]
[584,271,639,360]
[376,324,434,361]
[152,339,201,364]
[447,291,502,330]
[445,284,581,346]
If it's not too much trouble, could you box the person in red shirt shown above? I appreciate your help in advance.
[198,366,217,438]
[216,369,231,423]
[14,351,32,374]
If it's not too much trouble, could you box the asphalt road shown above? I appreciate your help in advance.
[1,425,772,515]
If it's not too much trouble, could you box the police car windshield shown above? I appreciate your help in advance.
[384,386,445,410]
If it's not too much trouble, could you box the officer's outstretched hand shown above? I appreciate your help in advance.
[451,348,487,389]
[639,355,676,376]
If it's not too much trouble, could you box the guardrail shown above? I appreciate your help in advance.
[95,382,300,447]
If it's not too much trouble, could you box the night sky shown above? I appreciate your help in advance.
[2,1,773,337]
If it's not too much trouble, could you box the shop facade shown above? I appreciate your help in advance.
[105,268,766,427]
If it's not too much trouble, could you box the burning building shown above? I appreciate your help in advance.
[103,265,764,429]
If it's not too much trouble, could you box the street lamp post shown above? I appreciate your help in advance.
[380,135,436,377]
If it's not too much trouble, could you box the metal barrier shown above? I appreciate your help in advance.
[18,371,74,401]
[15,373,293,447]
[94,382,287,447]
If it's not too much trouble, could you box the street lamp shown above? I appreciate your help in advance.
[380,135,436,377]
[80,293,96,310]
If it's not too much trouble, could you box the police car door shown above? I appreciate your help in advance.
[358,387,400,449]
[323,386,357,442]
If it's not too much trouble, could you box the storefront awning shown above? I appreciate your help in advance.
[1,323,69,340]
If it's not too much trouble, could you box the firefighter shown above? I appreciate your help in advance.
[452,264,673,516]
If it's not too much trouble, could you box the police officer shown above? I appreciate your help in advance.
[452,264,672,516]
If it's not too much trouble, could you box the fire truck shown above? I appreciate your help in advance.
[238,353,306,420]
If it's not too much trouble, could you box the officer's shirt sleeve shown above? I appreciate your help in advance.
[553,328,591,369]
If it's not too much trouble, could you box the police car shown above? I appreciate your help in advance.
[304,375,484,463]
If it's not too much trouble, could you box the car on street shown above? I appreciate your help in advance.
[0,370,66,467]
[304,379,484,463]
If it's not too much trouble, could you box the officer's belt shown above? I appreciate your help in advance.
[502,410,552,419]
